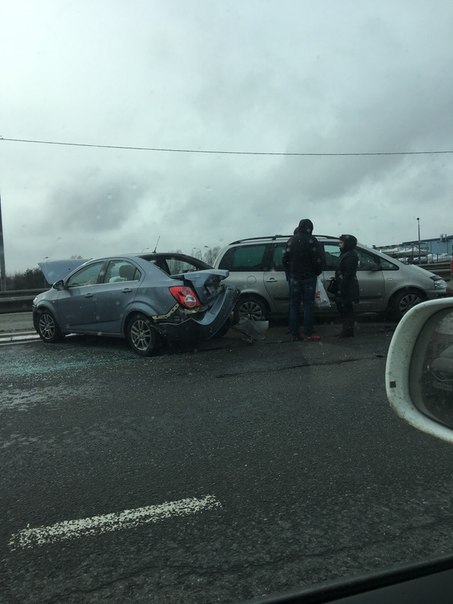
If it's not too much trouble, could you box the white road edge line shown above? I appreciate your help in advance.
[9,495,222,550]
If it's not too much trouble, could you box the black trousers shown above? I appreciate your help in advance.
[336,300,355,334]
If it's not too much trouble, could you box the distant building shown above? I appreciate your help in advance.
[377,234,452,264]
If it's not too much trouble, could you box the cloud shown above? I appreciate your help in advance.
[1,0,452,272]
[46,177,147,233]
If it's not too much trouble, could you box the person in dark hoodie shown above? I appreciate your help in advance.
[284,218,324,341]
[335,234,360,337]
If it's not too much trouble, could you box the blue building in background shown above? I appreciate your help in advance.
[402,234,452,259]
[378,234,452,263]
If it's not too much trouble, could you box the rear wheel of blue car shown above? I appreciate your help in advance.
[126,313,159,356]
[215,319,231,338]
[36,310,64,343]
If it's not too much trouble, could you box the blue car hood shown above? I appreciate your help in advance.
[38,259,89,285]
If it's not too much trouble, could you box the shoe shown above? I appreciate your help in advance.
[304,335,321,342]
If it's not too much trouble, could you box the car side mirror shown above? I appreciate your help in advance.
[52,279,66,290]
[386,298,453,443]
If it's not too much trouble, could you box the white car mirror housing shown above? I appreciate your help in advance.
[386,298,453,443]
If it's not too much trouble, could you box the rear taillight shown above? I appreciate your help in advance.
[169,286,201,309]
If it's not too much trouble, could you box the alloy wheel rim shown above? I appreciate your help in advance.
[130,319,152,351]
[39,314,55,339]
[400,293,421,314]
[240,301,264,321]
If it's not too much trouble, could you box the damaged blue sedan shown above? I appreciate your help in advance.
[32,255,239,355]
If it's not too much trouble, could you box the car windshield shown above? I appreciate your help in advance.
[1,1,453,602]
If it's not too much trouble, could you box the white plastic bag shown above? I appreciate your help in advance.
[315,277,331,308]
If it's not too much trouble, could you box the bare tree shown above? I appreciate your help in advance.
[203,246,221,265]
[7,268,45,289]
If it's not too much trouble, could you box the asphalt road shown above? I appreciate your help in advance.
[1,318,453,603]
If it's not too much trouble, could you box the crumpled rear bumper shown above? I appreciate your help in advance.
[154,286,239,343]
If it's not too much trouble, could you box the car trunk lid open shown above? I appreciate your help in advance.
[171,269,229,306]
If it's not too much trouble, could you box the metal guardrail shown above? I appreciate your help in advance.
[0,289,46,314]
[418,261,451,280]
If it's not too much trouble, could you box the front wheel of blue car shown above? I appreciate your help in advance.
[36,309,64,343]
[126,314,159,356]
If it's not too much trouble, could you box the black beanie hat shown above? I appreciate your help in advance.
[298,219,314,234]
[339,234,358,251]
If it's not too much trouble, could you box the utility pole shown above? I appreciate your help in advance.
[0,193,6,291]
[417,217,421,261]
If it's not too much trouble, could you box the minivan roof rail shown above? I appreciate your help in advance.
[228,234,337,244]
[228,235,289,244]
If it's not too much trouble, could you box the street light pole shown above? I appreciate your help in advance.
[0,193,7,291]
[417,217,421,261]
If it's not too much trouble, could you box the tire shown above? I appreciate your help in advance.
[237,295,269,321]
[126,313,159,356]
[36,309,64,343]
[214,319,231,338]
[390,289,424,321]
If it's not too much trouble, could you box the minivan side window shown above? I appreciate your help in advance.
[218,244,267,271]
[271,244,287,271]
[323,244,341,270]
[357,249,381,271]
[377,256,399,271]
[357,249,398,271]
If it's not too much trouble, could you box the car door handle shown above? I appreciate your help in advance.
[265,277,278,282]
[84,293,94,298]
[122,288,133,293]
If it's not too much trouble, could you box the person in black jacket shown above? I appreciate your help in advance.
[283,218,324,341]
[335,234,360,337]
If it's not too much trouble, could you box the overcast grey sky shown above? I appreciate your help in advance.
[1,0,452,272]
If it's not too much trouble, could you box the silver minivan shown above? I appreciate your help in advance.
[213,235,447,321]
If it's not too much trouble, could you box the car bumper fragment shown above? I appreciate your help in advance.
[153,287,239,343]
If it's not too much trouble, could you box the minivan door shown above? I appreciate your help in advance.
[355,248,386,312]
[322,243,386,313]
[217,243,269,305]
[263,242,290,314]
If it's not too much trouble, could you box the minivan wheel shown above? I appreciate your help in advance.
[36,309,64,343]
[391,289,424,321]
[126,313,159,356]
[237,295,268,321]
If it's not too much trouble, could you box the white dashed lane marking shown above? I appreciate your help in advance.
[9,495,222,550]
